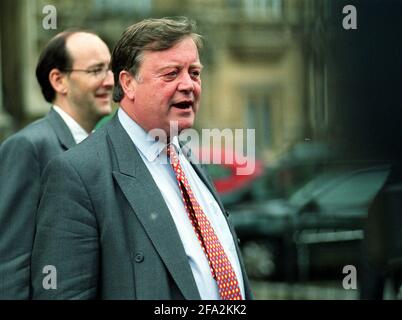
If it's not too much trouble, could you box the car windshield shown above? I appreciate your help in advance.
[288,165,390,213]
[317,166,390,209]
[288,171,345,208]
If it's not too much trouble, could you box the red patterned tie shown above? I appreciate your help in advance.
[167,144,243,300]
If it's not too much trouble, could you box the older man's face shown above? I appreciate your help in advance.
[129,37,202,135]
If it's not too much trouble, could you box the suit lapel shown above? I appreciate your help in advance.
[106,116,200,299]
[181,144,226,214]
[46,108,76,150]
[193,162,226,213]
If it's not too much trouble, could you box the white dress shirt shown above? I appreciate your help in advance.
[118,108,245,300]
[53,105,89,144]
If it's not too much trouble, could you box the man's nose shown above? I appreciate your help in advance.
[177,73,194,93]
[102,70,114,87]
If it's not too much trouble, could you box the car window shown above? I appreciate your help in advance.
[317,167,389,208]
[288,172,345,208]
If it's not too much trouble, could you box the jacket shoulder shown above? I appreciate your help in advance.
[1,117,56,148]
[59,125,109,170]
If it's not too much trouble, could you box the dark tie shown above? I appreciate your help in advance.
[167,144,243,300]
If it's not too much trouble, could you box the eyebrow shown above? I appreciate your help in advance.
[86,62,109,69]
[157,63,204,73]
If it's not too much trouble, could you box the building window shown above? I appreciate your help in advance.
[246,94,272,152]
[243,0,282,19]
[94,0,152,15]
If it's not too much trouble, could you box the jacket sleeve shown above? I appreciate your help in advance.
[0,136,40,299]
[31,155,99,299]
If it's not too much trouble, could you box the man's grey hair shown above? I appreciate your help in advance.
[111,16,203,102]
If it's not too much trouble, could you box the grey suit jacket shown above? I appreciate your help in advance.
[31,113,253,300]
[0,109,75,299]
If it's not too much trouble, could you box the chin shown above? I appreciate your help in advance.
[165,116,195,135]
[97,104,113,116]
[179,116,195,128]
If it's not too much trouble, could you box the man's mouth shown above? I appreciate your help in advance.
[95,93,111,99]
[171,101,193,109]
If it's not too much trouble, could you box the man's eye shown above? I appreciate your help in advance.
[166,71,178,78]
[90,68,104,75]
[191,70,201,78]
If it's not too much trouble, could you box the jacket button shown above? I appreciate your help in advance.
[237,238,241,245]
[134,252,144,263]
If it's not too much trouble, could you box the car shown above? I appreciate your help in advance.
[229,163,390,282]
[194,147,265,207]
[262,142,336,199]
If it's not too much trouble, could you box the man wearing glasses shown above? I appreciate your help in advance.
[0,30,113,299]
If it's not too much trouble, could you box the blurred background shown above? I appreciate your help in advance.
[1,0,402,299]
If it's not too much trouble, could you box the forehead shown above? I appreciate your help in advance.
[66,33,111,67]
[140,37,201,70]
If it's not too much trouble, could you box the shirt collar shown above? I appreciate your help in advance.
[52,105,89,144]
[118,108,168,162]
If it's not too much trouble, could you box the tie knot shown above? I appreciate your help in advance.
[167,143,179,163]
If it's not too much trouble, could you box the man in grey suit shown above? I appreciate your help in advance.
[0,31,114,299]
[31,17,253,300]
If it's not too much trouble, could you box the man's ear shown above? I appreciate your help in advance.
[119,71,137,101]
[49,68,68,95]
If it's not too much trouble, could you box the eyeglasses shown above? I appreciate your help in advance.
[64,65,112,80]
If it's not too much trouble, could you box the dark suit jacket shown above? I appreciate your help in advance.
[31,113,254,300]
[0,109,75,299]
